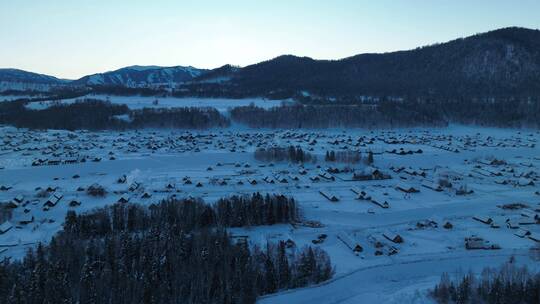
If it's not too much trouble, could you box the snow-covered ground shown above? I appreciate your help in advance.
[1,125,540,303]
[25,94,287,112]
[0,94,42,101]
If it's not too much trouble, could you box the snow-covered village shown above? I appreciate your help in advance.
[2,118,540,302]
[2,2,540,303]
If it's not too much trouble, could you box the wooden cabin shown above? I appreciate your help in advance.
[117,175,127,184]
[422,181,443,192]
[0,221,13,234]
[13,195,24,204]
[129,182,141,192]
[395,183,419,193]
[337,232,363,255]
[19,214,34,225]
[371,198,389,209]
[320,190,339,202]
[473,216,493,225]
[514,229,531,238]
[506,219,519,229]
[465,236,500,250]
[117,194,130,204]
[529,234,540,243]
[318,171,335,181]
[309,175,320,182]
[383,231,403,244]
[44,193,63,207]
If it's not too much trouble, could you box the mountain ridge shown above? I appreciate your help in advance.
[2,27,540,97]
[72,65,207,88]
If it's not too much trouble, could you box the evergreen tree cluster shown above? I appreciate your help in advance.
[215,193,298,227]
[0,100,230,131]
[3,97,540,131]
[130,107,230,129]
[431,260,540,304]
[0,99,129,130]
[63,193,298,239]
[230,97,540,129]
[325,150,362,163]
[0,195,332,304]
[254,146,316,163]
[230,102,445,129]
[0,203,12,223]
[433,97,540,128]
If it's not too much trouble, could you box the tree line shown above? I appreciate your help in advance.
[3,97,540,130]
[0,195,332,304]
[0,99,129,130]
[230,102,445,129]
[214,193,298,227]
[130,107,229,129]
[431,258,540,303]
[254,146,316,163]
[63,193,298,237]
[0,99,229,130]
[0,203,12,223]
[325,150,363,164]
[230,97,540,129]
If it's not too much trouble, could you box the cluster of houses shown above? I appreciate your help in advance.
[471,206,540,247]
[471,157,538,187]
[2,126,540,264]
[334,229,405,257]
[2,126,537,175]
[465,235,501,250]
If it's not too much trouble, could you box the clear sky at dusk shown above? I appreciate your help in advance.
[1,0,539,79]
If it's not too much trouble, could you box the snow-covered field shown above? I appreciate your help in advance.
[0,94,42,101]
[1,125,540,303]
[25,94,287,112]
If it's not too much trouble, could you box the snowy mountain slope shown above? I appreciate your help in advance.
[0,69,67,92]
[73,65,208,87]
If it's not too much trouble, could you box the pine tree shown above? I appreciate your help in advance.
[264,255,277,294]
[367,151,374,165]
[277,241,290,290]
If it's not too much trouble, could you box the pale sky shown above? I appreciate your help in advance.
[1,0,539,79]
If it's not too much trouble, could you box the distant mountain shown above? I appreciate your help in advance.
[2,27,540,97]
[225,27,540,98]
[193,64,240,83]
[72,65,207,88]
[0,69,67,92]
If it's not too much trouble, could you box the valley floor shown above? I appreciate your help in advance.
[1,125,539,303]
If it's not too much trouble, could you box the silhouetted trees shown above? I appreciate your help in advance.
[130,107,230,129]
[366,151,374,165]
[254,146,316,163]
[0,100,230,130]
[0,195,332,304]
[64,193,297,238]
[0,99,129,130]
[230,102,446,129]
[215,193,298,226]
[0,203,12,223]
[432,259,540,304]
[230,97,540,129]
[325,150,362,163]
[3,97,540,131]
